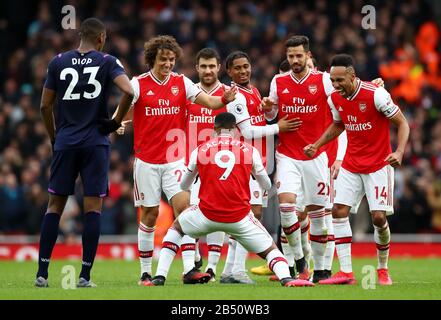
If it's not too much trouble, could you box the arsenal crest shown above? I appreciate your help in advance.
[308,84,317,94]
[359,103,367,112]
[253,191,260,198]
[171,86,179,96]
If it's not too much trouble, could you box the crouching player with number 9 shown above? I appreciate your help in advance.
[145,112,314,287]
[304,54,409,285]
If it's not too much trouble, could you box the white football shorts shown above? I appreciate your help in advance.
[133,157,185,207]
[179,206,273,253]
[334,165,394,215]
[275,151,329,208]
[249,176,268,207]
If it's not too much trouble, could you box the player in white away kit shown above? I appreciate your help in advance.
[124,36,237,286]
[220,51,301,284]
[304,54,409,285]
[145,112,314,287]
[186,49,299,282]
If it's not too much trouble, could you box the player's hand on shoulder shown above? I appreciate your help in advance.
[371,78,384,88]
[303,144,318,158]
[278,115,302,132]
[261,97,275,111]
[385,150,403,168]
[222,84,237,103]
[116,120,132,135]
[98,118,121,135]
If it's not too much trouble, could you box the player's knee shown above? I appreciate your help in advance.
[171,191,190,215]
[371,211,387,227]
[140,206,159,226]
[258,243,278,259]
[331,204,350,218]
[47,194,68,214]
[172,219,184,235]
[278,192,296,204]
[83,196,103,213]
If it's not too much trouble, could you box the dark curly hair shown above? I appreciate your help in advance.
[143,35,183,68]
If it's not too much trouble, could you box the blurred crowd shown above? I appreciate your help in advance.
[1,0,441,237]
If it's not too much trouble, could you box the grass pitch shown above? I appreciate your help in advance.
[1,258,440,300]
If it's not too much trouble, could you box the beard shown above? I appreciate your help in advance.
[201,76,216,86]
[292,61,306,73]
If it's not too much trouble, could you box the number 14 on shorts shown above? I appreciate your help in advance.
[375,186,387,199]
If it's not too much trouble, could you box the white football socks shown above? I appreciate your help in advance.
[280,204,304,260]
[280,230,294,267]
[324,212,335,271]
[222,237,237,275]
[299,215,312,265]
[206,231,224,274]
[266,249,290,280]
[181,235,196,274]
[138,223,155,275]
[156,228,182,278]
[232,241,248,274]
[309,209,327,271]
[333,217,352,273]
[374,222,390,269]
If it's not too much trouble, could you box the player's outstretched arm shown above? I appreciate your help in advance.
[304,122,345,158]
[251,148,271,190]
[98,74,134,135]
[40,87,56,144]
[180,168,198,191]
[331,130,348,179]
[261,97,278,121]
[385,110,409,167]
[113,74,134,124]
[180,149,199,190]
[194,85,237,110]
[237,115,301,140]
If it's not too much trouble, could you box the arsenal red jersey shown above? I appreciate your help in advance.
[269,69,334,160]
[187,134,266,223]
[131,72,202,164]
[329,80,400,174]
[186,82,227,164]
[235,84,267,165]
